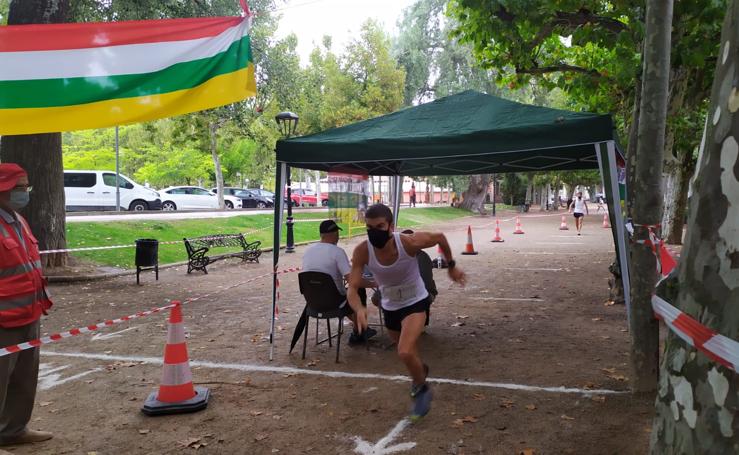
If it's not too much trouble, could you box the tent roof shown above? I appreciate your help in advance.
[276,90,616,176]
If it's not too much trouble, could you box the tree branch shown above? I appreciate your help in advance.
[515,64,601,77]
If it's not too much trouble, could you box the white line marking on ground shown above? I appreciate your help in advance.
[519,252,590,255]
[353,418,416,454]
[550,235,584,238]
[38,363,103,391]
[43,351,625,395]
[535,242,585,245]
[503,267,564,272]
[91,327,137,341]
[475,297,543,302]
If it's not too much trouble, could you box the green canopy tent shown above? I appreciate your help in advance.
[269,90,629,359]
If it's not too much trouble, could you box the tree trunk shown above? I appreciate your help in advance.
[661,67,690,244]
[1,0,69,268]
[662,149,696,245]
[209,122,225,209]
[651,2,739,451]
[629,0,673,393]
[459,174,490,214]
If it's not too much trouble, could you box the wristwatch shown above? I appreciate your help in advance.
[447,259,456,269]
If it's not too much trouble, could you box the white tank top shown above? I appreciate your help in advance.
[367,232,429,311]
[573,198,586,214]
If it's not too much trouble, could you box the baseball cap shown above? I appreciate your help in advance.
[319,220,342,234]
[0,163,27,192]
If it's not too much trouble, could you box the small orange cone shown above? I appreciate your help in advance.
[461,225,478,255]
[491,219,504,242]
[513,216,525,234]
[142,302,210,416]
[559,215,569,230]
[602,213,611,229]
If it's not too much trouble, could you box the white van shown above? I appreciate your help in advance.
[63,170,162,211]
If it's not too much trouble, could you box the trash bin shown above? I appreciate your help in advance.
[135,239,159,285]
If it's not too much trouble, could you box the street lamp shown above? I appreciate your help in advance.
[275,111,299,253]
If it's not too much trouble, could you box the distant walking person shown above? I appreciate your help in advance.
[569,191,589,235]
[347,204,466,421]
[0,164,54,452]
[409,184,416,207]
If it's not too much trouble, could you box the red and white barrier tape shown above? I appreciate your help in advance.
[0,266,302,357]
[39,226,272,255]
[652,295,739,372]
[634,227,678,278]
[0,303,177,357]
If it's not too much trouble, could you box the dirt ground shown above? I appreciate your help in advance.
[10,210,655,455]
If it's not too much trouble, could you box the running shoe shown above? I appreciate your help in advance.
[410,383,433,422]
[410,364,430,398]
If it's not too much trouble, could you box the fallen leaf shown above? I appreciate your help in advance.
[306,360,318,367]
[499,399,515,409]
[456,315,469,319]
[254,434,269,442]
[525,404,536,411]
[39,401,53,407]
[561,414,575,420]
[519,449,535,455]
[451,322,466,327]
[138,429,150,435]
[591,396,606,403]
[462,416,478,423]
[471,393,486,401]
[249,411,263,416]
[591,317,603,322]
[601,367,617,374]
[251,334,261,343]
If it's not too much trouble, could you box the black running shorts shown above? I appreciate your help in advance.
[382,297,431,332]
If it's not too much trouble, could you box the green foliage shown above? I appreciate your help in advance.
[0,0,9,25]
[448,0,725,155]
[500,173,527,205]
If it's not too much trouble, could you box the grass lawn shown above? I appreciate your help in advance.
[67,207,472,269]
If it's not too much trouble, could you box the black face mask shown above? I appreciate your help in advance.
[367,228,391,249]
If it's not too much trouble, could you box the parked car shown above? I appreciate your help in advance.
[286,188,318,206]
[248,188,276,199]
[160,186,242,210]
[64,170,161,212]
[211,187,274,209]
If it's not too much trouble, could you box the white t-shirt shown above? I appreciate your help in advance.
[573,198,586,214]
[301,242,352,294]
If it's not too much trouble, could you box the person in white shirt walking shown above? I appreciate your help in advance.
[302,220,376,344]
[568,191,589,235]
[347,204,466,421]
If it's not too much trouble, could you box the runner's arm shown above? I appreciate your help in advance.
[347,242,369,332]
[402,232,466,285]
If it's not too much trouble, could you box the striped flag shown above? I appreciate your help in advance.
[0,16,256,135]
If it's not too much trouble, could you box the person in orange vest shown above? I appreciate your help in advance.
[0,163,53,451]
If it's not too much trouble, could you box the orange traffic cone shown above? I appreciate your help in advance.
[602,213,611,229]
[461,225,478,255]
[513,216,525,234]
[142,302,210,416]
[559,215,569,230]
[491,219,504,242]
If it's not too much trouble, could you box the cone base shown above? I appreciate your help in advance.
[559,227,569,230]
[142,386,210,416]
[513,231,524,234]
[461,251,478,255]
[491,239,504,242]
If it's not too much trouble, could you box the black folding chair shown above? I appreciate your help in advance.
[298,272,353,363]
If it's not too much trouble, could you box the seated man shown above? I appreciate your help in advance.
[302,220,376,344]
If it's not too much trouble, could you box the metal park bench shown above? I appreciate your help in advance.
[183,234,261,274]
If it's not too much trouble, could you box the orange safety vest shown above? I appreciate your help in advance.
[0,212,52,328]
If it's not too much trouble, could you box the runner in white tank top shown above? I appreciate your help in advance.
[347,204,466,422]
[568,191,589,235]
